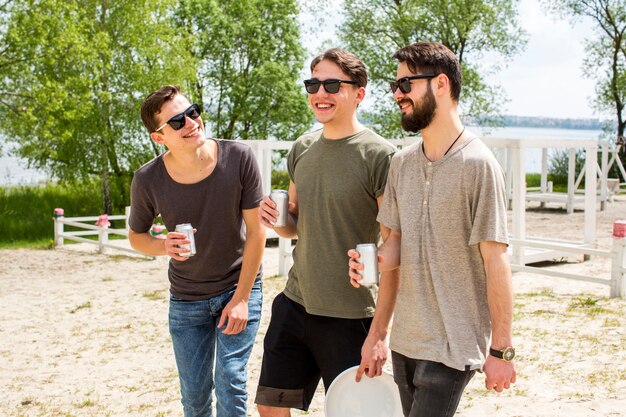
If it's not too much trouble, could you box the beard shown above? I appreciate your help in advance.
[400,84,437,133]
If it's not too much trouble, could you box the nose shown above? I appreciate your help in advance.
[392,87,405,100]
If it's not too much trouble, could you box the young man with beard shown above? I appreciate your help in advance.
[349,42,516,416]
[254,48,398,416]
[129,85,266,417]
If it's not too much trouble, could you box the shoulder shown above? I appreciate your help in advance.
[290,129,323,157]
[390,142,419,165]
[462,137,500,167]
[217,138,252,153]
[357,128,396,152]
[134,154,163,179]
[294,129,323,147]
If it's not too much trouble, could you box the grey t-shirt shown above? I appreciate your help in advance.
[378,135,509,371]
[129,139,263,300]
[284,128,395,319]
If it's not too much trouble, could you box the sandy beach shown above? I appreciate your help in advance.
[1,197,625,417]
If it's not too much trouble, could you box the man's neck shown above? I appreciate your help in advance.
[165,140,217,175]
[421,114,465,162]
[322,118,364,140]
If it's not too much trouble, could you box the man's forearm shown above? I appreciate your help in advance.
[482,243,514,348]
[128,230,166,256]
[232,227,266,302]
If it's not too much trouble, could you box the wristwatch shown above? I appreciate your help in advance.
[489,346,516,362]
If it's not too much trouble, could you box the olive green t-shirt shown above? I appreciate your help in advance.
[284,128,395,318]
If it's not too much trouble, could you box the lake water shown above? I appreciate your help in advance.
[0,126,605,186]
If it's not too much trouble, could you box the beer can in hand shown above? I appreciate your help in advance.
[356,243,379,286]
[175,223,196,257]
[269,190,289,227]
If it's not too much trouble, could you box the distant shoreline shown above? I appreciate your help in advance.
[479,115,610,131]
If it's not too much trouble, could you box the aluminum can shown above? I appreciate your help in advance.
[269,190,289,227]
[356,243,379,286]
[175,223,196,257]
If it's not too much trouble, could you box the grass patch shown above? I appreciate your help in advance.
[143,291,165,301]
[0,181,128,246]
[70,301,92,314]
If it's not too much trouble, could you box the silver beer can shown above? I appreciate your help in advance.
[175,223,196,257]
[269,190,289,227]
[356,243,379,286]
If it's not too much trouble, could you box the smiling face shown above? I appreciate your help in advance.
[394,61,438,133]
[307,59,364,129]
[150,94,205,151]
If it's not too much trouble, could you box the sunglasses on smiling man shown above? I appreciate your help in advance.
[154,104,202,132]
[389,74,437,94]
[303,78,358,94]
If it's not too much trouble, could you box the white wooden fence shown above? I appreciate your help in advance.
[53,207,141,256]
[52,137,626,297]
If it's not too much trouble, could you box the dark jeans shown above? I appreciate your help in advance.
[392,351,475,417]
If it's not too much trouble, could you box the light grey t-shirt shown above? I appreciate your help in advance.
[378,135,508,371]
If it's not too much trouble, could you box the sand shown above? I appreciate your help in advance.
[1,196,625,416]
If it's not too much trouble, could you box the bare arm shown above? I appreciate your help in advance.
[351,195,401,381]
[128,228,192,261]
[480,240,516,392]
[258,180,298,239]
[218,207,267,335]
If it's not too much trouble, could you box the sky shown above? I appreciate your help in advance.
[301,0,602,120]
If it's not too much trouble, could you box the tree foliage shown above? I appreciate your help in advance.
[174,0,313,140]
[0,0,312,214]
[338,0,527,138]
[0,0,196,213]
[544,0,626,146]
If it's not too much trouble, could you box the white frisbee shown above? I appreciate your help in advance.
[325,366,403,417]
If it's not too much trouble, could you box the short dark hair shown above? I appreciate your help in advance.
[393,42,461,102]
[310,48,368,88]
[140,85,182,133]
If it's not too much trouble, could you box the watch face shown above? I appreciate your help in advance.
[503,347,516,361]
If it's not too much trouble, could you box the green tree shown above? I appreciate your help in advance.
[174,0,313,141]
[338,0,527,138]
[544,0,626,149]
[0,0,196,213]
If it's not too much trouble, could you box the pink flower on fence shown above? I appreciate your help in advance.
[53,208,64,219]
[150,224,167,239]
[95,214,111,228]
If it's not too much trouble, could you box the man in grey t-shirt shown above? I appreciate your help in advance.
[349,42,516,416]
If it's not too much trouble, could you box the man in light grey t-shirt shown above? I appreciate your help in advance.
[349,42,516,416]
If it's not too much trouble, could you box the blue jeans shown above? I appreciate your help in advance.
[392,351,475,417]
[169,279,263,417]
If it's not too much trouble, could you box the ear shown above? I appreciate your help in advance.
[434,74,450,98]
[355,86,366,105]
[150,131,165,145]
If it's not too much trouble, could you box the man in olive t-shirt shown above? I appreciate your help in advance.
[254,49,398,416]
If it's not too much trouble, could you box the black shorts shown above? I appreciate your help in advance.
[254,292,372,411]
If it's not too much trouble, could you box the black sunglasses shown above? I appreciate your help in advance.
[389,74,437,94]
[304,78,358,94]
[154,104,201,132]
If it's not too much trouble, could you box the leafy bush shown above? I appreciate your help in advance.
[271,170,290,191]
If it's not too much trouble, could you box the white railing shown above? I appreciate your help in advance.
[52,207,142,256]
[51,138,626,295]
[509,234,626,298]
